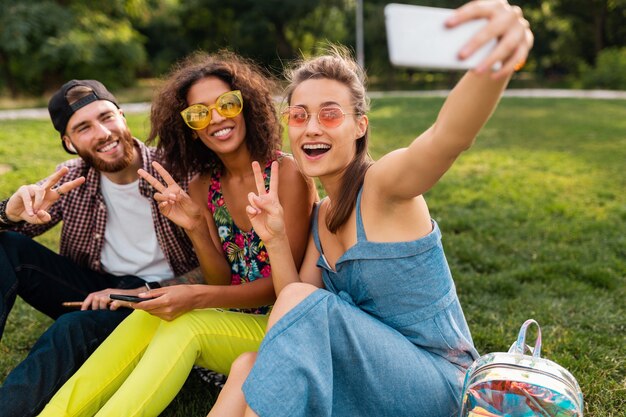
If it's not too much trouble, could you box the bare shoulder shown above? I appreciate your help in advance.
[276,155,307,187]
[275,153,297,169]
[276,154,319,205]
[366,149,404,184]
[362,161,400,209]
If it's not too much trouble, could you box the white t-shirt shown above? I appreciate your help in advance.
[100,176,174,282]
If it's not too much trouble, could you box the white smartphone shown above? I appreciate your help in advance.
[384,3,497,70]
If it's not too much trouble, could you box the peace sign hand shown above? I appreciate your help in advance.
[6,167,85,224]
[246,161,285,244]
[138,161,202,231]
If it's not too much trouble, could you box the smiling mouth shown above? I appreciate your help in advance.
[97,141,119,153]
[212,128,233,137]
[302,143,331,157]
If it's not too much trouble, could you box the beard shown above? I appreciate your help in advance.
[78,128,136,173]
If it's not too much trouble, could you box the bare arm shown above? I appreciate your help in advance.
[275,156,318,275]
[187,174,232,285]
[4,166,85,225]
[128,279,277,321]
[138,162,231,285]
[370,1,533,202]
[247,162,323,295]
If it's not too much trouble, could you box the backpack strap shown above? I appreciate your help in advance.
[508,318,542,358]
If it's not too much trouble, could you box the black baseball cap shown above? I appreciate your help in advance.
[48,79,119,152]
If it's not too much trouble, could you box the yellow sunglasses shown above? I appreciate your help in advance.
[180,90,243,130]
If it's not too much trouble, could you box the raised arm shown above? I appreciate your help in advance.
[370,0,533,201]
[138,161,231,285]
[3,166,85,225]
[275,156,318,273]
[247,161,323,295]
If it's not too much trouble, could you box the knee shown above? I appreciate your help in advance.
[50,312,98,342]
[276,282,318,306]
[34,313,97,359]
[51,311,121,345]
[0,231,39,262]
[156,310,207,343]
[0,231,33,251]
[229,352,257,378]
[267,283,318,331]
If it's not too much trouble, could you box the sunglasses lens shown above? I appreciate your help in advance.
[182,104,210,130]
[318,107,345,128]
[217,92,243,118]
[285,107,308,127]
[180,91,243,130]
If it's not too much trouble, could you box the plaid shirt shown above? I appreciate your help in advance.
[3,139,198,277]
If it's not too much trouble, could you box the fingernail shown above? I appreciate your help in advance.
[459,45,472,59]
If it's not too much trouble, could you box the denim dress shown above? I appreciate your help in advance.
[243,189,479,417]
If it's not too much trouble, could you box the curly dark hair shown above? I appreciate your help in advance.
[147,50,282,178]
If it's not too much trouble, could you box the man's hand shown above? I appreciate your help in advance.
[6,167,85,224]
[82,287,143,311]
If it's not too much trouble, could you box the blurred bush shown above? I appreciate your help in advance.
[581,47,626,90]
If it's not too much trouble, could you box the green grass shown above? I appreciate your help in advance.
[1,97,625,416]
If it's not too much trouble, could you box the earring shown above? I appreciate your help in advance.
[62,135,78,153]
[64,140,77,153]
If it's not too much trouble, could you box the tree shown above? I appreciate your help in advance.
[0,1,68,96]
[42,8,147,90]
[135,0,348,78]
[0,0,147,97]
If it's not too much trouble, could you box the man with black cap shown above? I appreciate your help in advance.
[0,80,200,416]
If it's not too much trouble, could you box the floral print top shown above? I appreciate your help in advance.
[207,153,284,314]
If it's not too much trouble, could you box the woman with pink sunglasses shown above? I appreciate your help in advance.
[208,1,533,416]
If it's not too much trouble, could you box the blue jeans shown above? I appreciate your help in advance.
[0,231,145,417]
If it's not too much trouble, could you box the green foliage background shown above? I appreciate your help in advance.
[1,0,626,97]
[1,95,625,415]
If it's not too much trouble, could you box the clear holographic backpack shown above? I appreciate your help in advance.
[459,319,584,417]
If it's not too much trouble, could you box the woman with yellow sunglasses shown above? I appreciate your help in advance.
[38,51,317,417]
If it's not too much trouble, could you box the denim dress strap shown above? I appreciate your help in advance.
[311,200,323,256]
[311,188,366,259]
[355,187,367,242]
[311,200,340,294]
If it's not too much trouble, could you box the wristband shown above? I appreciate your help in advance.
[0,199,22,226]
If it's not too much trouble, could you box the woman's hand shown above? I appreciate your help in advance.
[138,161,203,231]
[120,285,200,321]
[245,161,286,245]
[447,0,533,78]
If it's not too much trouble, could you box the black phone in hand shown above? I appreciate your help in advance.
[109,294,146,303]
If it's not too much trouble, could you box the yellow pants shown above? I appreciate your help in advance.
[38,308,268,417]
